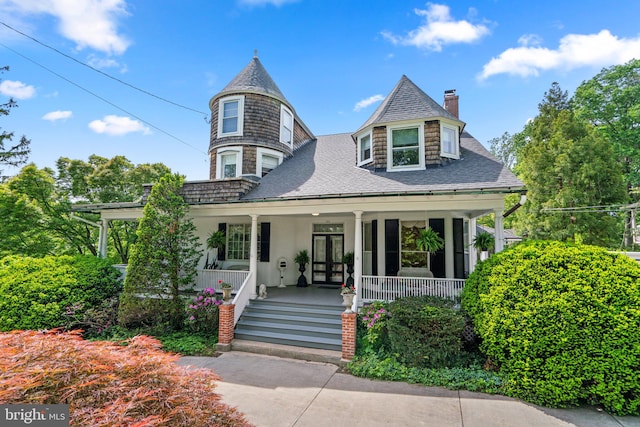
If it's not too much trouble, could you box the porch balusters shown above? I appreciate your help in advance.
[360,275,464,302]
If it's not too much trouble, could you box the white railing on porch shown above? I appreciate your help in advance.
[231,271,253,326]
[360,275,465,302]
[195,269,250,292]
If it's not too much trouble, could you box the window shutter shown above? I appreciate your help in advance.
[453,218,465,278]
[218,223,226,261]
[429,219,445,278]
[384,219,399,276]
[260,222,270,262]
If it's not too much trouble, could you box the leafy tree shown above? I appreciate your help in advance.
[0,156,170,260]
[56,155,170,262]
[0,66,30,178]
[0,184,53,257]
[574,59,640,246]
[574,59,640,186]
[119,173,203,330]
[6,164,97,256]
[515,110,626,246]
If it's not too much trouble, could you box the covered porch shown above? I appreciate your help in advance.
[98,192,510,317]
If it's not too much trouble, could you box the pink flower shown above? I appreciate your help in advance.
[189,316,195,321]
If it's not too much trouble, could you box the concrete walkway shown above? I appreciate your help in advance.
[179,352,640,427]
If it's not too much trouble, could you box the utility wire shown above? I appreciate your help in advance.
[0,21,209,117]
[1,42,208,157]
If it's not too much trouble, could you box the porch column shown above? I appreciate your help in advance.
[353,211,363,312]
[494,209,505,253]
[98,219,109,258]
[468,217,477,273]
[444,218,454,278]
[249,214,259,299]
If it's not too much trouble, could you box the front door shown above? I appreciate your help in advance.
[312,234,344,285]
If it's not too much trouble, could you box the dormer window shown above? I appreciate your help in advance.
[218,96,244,137]
[216,147,243,179]
[280,105,293,147]
[357,132,372,165]
[387,124,425,171]
[441,123,459,159]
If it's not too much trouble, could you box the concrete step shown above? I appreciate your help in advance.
[230,339,344,365]
[234,329,342,352]
[236,319,341,339]
[235,300,344,351]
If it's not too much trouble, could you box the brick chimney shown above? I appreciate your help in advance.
[443,89,459,118]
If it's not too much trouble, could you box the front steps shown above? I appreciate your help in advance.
[234,300,344,351]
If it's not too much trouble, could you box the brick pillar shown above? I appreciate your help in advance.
[217,304,235,352]
[341,312,357,361]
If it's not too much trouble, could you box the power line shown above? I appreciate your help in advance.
[1,42,209,157]
[0,21,209,117]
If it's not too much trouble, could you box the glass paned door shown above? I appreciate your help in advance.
[312,234,344,285]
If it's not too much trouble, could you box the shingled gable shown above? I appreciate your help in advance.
[354,75,464,134]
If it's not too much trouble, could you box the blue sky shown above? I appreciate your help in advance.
[1,0,639,181]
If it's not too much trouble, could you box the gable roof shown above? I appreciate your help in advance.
[242,131,523,201]
[354,75,463,135]
[217,56,289,104]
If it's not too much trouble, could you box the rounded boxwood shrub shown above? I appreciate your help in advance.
[462,240,640,415]
[388,295,465,368]
[0,255,122,331]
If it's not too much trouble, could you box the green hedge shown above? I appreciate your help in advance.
[387,296,465,368]
[462,240,640,415]
[0,255,122,331]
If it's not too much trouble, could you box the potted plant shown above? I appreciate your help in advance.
[340,283,356,313]
[294,249,310,287]
[415,227,445,271]
[206,230,225,267]
[473,232,495,261]
[218,279,233,302]
[342,251,355,286]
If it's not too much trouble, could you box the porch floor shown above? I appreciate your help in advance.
[261,285,343,306]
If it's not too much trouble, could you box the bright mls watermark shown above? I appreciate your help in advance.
[1,405,69,426]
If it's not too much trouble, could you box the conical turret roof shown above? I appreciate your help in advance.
[217,55,289,104]
[355,75,463,134]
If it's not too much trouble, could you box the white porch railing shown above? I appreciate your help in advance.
[195,269,250,292]
[231,271,253,326]
[360,275,465,302]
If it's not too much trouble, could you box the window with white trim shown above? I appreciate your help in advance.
[387,124,425,171]
[218,96,244,137]
[441,123,459,158]
[227,224,250,260]
[280,105,293,147]
[216,147,243,179]
[357,132,372,165]
[256,147,283,177]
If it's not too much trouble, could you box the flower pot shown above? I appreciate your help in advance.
[297,264,308,287]
[222,287,232,302]
[342,294,354,313]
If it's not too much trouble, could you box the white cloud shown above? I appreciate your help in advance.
[88,115,151,136]
[87,54,128,72]
[382,3,490,51]
[238,0,298,6]
[42,110,72,121]
[354,94,384,112]
[2,0,130,55]
[479,30,640,80]
[0,80,36,99]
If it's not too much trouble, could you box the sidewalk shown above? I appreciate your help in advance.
[178,352,640,427]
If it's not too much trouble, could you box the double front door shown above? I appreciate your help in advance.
[312,234,343,285]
